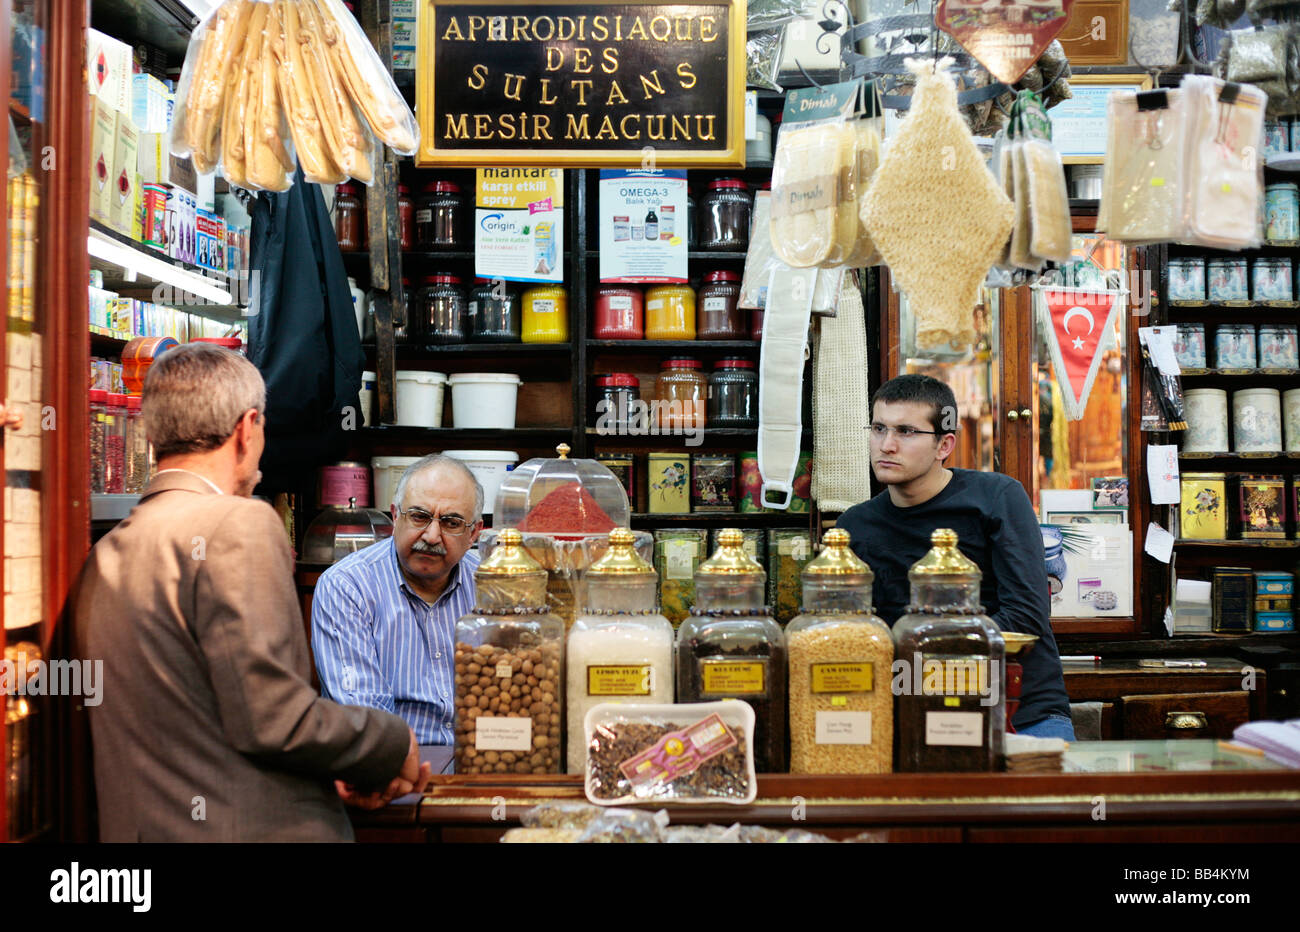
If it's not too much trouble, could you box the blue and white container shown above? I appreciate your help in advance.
[1258,325,1299,370]
[1253,258,1294,303]
[1169,257,1206,302]
[1174,323,1207,369]
[1264,121,1289,160]
[1207,257,1250,303]
[1265,183,1299,244]
[1215,324,1257,369]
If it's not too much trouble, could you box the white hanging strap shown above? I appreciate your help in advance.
[757,265,815,510]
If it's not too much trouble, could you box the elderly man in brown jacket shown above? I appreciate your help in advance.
[74,343,429,841]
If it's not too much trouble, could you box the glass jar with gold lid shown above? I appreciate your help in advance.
[675,528,787,772]
[565,527,674,773]
[786,529,894,774]
[454,528,565,775]
[892,529,1005,773]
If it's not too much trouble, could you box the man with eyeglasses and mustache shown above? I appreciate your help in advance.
[312,454,485,749]
[837,374,1073,740]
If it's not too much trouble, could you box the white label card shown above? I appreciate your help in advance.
[475,717,533,752]
[815,711,872,745]
[924,711,984,747]
[495,661,513,679]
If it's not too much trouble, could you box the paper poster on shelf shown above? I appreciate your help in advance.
[1041,523,1133,617]
[474,168,564,284]
[599,169,688,284]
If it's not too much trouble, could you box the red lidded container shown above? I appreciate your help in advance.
[593,285,645,339]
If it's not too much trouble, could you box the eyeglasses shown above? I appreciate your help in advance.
[396,506,477,535]
[869,423,942,442]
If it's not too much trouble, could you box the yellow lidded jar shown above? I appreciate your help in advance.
[645,284,696,340]
[521,285,569,343]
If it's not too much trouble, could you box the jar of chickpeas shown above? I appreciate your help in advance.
[454,528,565,775]
[785,528,893,774]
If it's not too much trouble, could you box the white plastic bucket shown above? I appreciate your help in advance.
[448,372,522,429]
[441,450,519,515]
[395,370,447,427]
[371,455,423,511]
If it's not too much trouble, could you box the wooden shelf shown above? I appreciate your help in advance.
[1179,369,1300,378]
[389,342,573,355]
[589,339,760,351]
[89,0,196,59]
[630,511,808,526]
[1166,242,1300,257]
[362,426,572,443]
[89,331,129,352]
[583,250,749,260]
[1175,539,1300,548]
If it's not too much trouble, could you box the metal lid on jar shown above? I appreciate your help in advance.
[1002,632,1039,656]
[714,357,755,369]
[908,528,981,580]
[587,527,654,577]
[423,274,463,285]
[661,357,702,369]
[709,178,748,191]
[802,528,872,580]
[336,182,360,196]
[423,180,462,193]
[397,184,410,195]
[698,527,764,576]
[595,373,640,387]
[126,395,142,411]
[704,270,741,283]
[476,527,545,578]
[90,389,107,402]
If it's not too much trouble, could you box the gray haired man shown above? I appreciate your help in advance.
[74,343,428,841]
[312,455,484,746]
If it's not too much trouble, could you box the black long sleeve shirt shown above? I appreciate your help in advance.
[837,468,1071,729]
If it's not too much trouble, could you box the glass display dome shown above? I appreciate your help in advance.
[494,443,630,536]
[301,498,394,565]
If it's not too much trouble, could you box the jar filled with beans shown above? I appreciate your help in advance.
[786,529,893,775]
[675,528,787,772]
[454,528,565,775]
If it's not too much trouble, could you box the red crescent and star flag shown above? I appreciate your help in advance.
[1040,287,1123,421]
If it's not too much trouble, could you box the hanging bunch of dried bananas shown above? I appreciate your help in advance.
[172,0,419,191]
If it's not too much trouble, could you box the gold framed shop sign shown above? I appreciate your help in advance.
[415,0,747,167]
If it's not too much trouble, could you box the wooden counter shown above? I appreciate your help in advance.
[351,742,1300,843]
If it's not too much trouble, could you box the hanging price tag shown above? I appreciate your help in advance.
[936,0,1076,85]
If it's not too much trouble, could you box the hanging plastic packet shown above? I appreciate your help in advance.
[1009,90,1072,266]
[746,28,785,93]
[769,80,857,268]
[1180,75,1266,250]
[1098,87,1189,244]
[840,84,884,269]
[740,190,846,314]
[171,0,418,189]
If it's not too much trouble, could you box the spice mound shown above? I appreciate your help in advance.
[517,482,617,533]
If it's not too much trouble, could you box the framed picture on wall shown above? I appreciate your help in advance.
[1092,476,1130,510]
[1049,73,1154,164]
[1045,511,1126,525]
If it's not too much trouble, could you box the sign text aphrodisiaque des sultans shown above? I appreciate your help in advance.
[431,4,732,148]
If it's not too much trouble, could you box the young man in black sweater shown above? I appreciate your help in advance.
[837,373,1075,739]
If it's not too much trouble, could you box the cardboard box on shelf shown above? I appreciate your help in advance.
[89,97,117,225]
[109,116,140,237]
[131,73,170,133]
[137,132,168,185]
[87,29,132,113]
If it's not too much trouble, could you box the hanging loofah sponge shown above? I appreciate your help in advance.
[862,58,1014,350]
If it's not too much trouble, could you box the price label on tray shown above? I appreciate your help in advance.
[619,712,738,790]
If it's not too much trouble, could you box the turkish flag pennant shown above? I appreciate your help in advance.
[1038,287,1124,421]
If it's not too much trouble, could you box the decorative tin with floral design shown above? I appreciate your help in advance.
[1233,388,1283,453]
[1214,324,1256,369]
[1258,325,1299,370]
[1180,472,1227,540]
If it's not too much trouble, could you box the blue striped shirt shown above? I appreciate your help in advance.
[311,538,480,746]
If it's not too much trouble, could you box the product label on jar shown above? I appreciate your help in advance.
[647,298,664,311]
[609,295,633,311]
[923,711,984,747]
[495,661,513,679]
[919,655,991,696]
[475,716,533,752]
[702,296,729,312]
[811,662,873,694]
[532,298,556,314]
[664,539,697,580]
[619,712,737,789]
[815,711,871,745]
[587,664,653,696]
[415,208,432,224]
[700,660,765,694]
